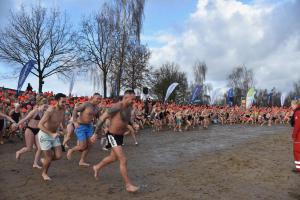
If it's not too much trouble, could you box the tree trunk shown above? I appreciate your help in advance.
[103,72,107,98]
[131,65,136,91]
[38,75,43,93]
[117,68,121,96]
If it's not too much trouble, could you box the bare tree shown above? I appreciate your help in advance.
[255,88,268,107]
[287,79,300,105]
[227,65,255,105]
[122,42,151,91]
[293,80,300,97]
[77,4,117,98]
[0,5,77,93]
[191,61,209,102]
[193,61,207,86]
[152,62,188,102]
[113,0,146,96]
[228,65,254,94]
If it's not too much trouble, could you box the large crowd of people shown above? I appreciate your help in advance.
[0,87,296,192]
[0,87,293,145]
[0,88,293,143]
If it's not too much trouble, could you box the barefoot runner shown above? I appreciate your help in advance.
[16,98,48,169]
[38,93,67,181]
[66,93,102,166]
[91,90,139,193]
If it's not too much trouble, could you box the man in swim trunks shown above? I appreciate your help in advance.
[66,93,102,166]
[38,93,67,181]
[91,90,139,193]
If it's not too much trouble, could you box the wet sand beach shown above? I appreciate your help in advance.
[0,125,298,200]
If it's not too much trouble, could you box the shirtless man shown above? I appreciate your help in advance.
[91,90,139,193]
[66,93,101,166]
[38,93,67,181]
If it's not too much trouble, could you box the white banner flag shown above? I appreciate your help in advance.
[164,82,179,102]
[281,93,287,107]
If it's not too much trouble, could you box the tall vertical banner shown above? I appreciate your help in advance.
[246,88,256,109]
[17,60,35,94]
[164,82,179,103]
[69,72,76,96]
[227,88,234,106]
[281,93,287,107]
[190,85,202,103]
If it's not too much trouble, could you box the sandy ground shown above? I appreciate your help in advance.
[0,124,299,200]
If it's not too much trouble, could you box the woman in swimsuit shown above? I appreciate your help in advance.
[15,98,48,169]
[184,109,193,131]
[8,103,23,139]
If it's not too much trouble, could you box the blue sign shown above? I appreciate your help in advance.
[190,85,202,103]
[17,60,35,94]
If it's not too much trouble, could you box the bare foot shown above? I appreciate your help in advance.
[93,165,99,180]
[16,151,21,161]
[66,149,72,160]
[42,173,51,181]
[33,164,42,169]
[79,161,90,167]
[126,184,139,193]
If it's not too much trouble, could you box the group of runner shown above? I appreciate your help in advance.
[1,89,139,192]
[0,88,293,192]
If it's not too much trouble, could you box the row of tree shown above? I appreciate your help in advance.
[153,62,300,106]
[226,66,299,107]
[0,1,149,97]
[0,2,298,104]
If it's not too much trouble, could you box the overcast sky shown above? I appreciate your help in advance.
[0,0,299,96]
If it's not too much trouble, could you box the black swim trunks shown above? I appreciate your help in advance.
[106,132,124,149]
